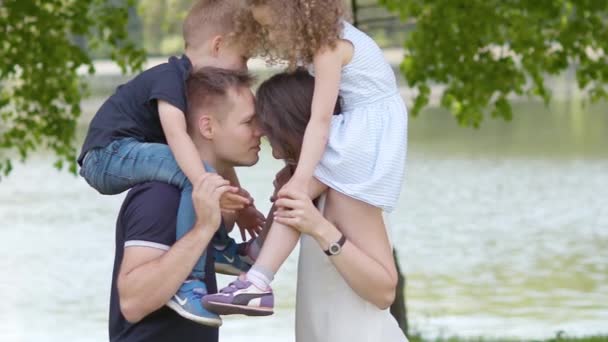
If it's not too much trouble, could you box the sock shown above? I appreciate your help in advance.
[246,265,274,290]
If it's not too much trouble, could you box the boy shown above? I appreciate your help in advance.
[78,0,262,326]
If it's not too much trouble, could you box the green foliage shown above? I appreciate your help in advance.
[0,0,145,177]
[379,0,608,127]
[137,0,191,56]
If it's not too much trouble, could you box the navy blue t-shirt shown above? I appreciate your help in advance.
[78,55,192,165]
[109,182,218,342]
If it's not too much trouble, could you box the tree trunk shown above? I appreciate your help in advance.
[390,249,409,337]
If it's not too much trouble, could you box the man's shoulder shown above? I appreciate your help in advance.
[122,182,181,216]
[128,182,180,198]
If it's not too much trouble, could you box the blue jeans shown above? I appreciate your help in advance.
[80,137,216,279]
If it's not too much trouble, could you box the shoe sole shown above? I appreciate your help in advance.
[166,301,223,327]
[214,263,249,276]
[202,301,274,317]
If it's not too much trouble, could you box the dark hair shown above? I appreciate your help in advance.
[255,68,340,162]
[186,67,254,125]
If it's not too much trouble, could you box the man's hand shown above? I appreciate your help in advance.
[192,173,235,231]
[236,205,266,240]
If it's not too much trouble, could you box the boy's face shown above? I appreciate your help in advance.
[216,41,249,71]
[211,87,262,167]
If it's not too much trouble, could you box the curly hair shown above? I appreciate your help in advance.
[232,0,345,68]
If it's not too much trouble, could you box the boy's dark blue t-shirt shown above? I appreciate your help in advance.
[109,182,218,342]
[78,55,192,165]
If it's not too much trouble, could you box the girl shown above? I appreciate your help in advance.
[203,0,407,316]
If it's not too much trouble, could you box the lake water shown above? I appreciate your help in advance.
[0,96,607,341]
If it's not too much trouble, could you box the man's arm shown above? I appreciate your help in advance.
[117,224,214,323]
[117,174,231,323]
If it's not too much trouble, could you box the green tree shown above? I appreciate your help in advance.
[138,0,191,56]
[380,0,608,127]
[0,0,145,177]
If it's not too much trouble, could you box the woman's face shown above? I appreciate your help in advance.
[267,137,297,165]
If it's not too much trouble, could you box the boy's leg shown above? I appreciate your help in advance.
[213,226,253,275]
[81,138,188,195]
[166,163,222,326]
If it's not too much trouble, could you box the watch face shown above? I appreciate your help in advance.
[329,243,340,255]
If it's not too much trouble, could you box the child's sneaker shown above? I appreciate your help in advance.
[213,239,252,275]
[167,278,222,326]
[202,279,274,316]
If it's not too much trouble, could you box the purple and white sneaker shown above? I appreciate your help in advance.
[202,279,274,316]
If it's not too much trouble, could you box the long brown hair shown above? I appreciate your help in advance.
[255,69,340,163]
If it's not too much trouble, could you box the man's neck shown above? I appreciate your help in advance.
[196,146,231,178]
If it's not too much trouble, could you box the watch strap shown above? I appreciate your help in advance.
[324,234,347,256]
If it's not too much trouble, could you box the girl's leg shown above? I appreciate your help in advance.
[201,178,328,316]
[248,177,328,275]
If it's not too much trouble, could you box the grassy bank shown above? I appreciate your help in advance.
[407,334,608,342]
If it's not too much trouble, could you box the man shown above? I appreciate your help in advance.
[108,68,262,341]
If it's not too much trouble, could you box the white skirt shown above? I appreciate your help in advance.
[314,93,407,213]
[295,195,408,342]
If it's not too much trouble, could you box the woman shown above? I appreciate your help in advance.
[255,69,407,342]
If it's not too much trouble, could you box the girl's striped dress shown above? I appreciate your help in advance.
[313,20,408,212]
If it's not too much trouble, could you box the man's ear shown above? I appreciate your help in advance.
[198,114,215,139]
[210,35,223,57]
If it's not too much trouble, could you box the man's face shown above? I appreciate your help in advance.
[211,88,262,167]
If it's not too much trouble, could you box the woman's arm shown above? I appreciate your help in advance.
[274,190,398,309]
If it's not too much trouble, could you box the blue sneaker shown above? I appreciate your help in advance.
[166,278,222,327]
[214,238,252,276]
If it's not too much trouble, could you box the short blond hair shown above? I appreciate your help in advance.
[183,0,247,49]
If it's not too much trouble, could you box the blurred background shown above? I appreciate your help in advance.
[1,1,607,341]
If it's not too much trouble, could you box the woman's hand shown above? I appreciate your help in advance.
[273,189,327,236]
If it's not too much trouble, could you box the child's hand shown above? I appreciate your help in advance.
[236,205,266,241]
[219,187,251,213]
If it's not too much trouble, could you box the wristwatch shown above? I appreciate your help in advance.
[324,234,347,256]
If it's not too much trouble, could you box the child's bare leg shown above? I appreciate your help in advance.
[252,177,328,272]
[201,178,330,316]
